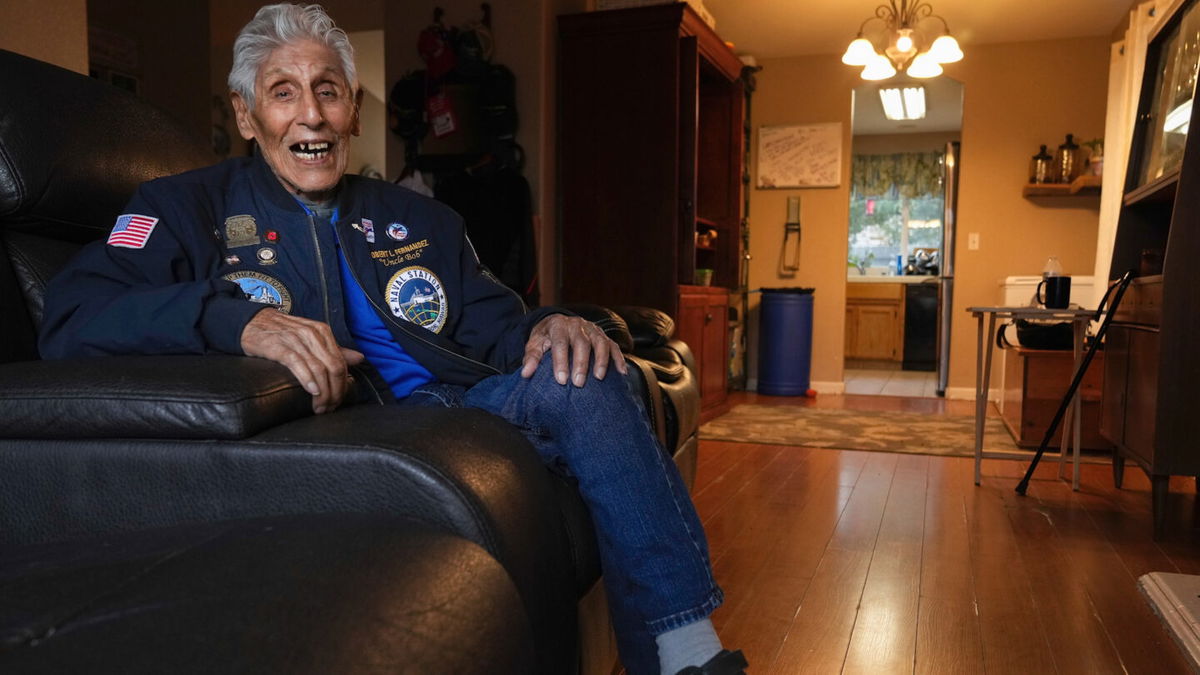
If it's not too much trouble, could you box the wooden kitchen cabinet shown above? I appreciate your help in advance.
[845,283,904,361]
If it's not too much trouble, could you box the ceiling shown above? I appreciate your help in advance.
[852,76,964,135]
[701,0,1132,135]
[702,0,1132,60]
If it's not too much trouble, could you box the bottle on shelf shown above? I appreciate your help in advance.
[1030,144,1054,184]
[1054,134,1080,183]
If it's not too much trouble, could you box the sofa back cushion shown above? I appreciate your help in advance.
[0,49,216,361]
[0,49,216,242]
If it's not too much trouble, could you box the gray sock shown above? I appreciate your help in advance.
[655,618,723,674]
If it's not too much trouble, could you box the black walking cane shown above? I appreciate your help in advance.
[1014,270,1136,496]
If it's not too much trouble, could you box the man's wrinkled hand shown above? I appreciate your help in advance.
[520,314,627,387]
[240,309,364,414]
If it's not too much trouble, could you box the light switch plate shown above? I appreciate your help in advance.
[968,232,980,250]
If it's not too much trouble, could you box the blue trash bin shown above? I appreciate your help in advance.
[757,288,814,396]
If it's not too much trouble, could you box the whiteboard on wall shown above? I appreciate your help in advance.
[756,123,842,189]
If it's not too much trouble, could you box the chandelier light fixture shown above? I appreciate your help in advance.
[842,1,963,81]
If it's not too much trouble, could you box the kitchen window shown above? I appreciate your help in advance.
[847,151,945,276]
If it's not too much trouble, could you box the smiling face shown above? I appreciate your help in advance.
[231,39,361,202]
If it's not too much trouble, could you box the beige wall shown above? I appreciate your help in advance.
[853,131,960,155]
[347,29,387,179]
[748,36,1110,394]
[0,0,88,73]
[749,55,859,388]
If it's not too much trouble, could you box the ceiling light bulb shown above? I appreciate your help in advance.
[861,54,897,81]
[879,88,906,119]
[902,86,926,119]
[842,37,877,66]
[895,29,915,54]
[906,52,943,78]
[929,34,963,63]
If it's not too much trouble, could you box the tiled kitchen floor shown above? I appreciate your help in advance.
[844,368,939,397]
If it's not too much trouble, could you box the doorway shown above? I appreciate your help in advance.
[843,77,962,397]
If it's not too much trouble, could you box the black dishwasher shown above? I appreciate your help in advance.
[903,281,938,371]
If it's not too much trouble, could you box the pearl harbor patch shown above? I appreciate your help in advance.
[224,215,261,248]
[386,266,446,333]
[222,270,293,314]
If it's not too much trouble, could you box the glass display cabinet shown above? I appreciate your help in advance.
[1131,0,1200,192]
[1101,0,1200,537]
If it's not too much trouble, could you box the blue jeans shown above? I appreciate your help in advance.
[406,353,722,675]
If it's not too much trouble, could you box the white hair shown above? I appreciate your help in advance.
[228,3,357,109]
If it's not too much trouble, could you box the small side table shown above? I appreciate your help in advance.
[966,306,1094,488]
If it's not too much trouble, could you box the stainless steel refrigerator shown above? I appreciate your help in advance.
[936,141,960,396]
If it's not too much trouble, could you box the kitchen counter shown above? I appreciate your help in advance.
[846,275,939,284]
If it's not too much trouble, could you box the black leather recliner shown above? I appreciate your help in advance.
[0,49,700,674]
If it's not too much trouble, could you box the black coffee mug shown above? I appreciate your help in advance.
[1037,275,1072,309]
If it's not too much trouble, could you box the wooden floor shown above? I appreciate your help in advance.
[697,391,1200,674]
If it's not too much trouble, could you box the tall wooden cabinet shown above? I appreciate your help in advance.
[557,5,745,414]
[1100,0,1200,535]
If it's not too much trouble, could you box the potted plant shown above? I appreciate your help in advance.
[1083,138,1104,176]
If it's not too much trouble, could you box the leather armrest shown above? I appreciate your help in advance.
[556,303,635,352]
[0,356,311,440]
[613,306,675,348]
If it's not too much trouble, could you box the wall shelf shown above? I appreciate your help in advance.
[1022,174,1103,197]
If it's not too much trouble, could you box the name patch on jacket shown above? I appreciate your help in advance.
[369,238,429,267]
[107,214,159,249]
[386,266,446,333]
[222,270,293,314]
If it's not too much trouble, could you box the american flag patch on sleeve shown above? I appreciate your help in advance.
[107,214,160,249]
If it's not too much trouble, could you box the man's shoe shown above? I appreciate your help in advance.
[675,649,748,674]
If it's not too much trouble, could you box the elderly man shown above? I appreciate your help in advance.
[38,5,745,674]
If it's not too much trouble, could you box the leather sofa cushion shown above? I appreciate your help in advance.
[0,355,311,440]
[0,514,534,674]
[0,404,580,673]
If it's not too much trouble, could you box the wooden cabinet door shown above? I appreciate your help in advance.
[701,296,728,406]
[1100,326,1129,447]
[1125,327,1160,467]
[856,305,900,359]
[678,290,728,410]
[844,305,859,356]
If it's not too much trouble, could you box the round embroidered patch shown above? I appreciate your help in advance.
[222,270,293,314]
[385,266,446,333]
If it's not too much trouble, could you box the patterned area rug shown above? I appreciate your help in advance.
[700,404,1025,457]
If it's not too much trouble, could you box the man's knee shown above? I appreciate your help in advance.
[525,352,632,406]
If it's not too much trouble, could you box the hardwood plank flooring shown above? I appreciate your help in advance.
[694,391,1200,674]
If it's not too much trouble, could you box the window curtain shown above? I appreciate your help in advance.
[851,151,944,198]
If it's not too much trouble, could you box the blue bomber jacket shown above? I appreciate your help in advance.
[38,153,561,387]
